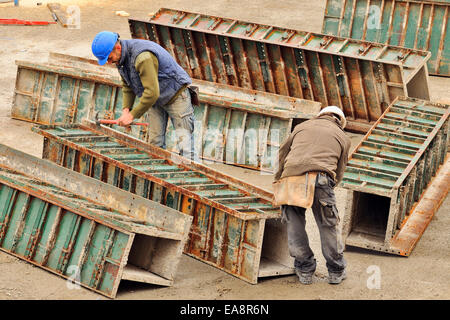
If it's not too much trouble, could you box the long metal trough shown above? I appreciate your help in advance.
[0,143,192,298]
[322,0,450,76]
[341,96,449,255]
[129,8,432,132]
[32,120,294,284]
[12,53,321,172]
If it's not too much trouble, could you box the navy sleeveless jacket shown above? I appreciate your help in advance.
[117,39,191,108]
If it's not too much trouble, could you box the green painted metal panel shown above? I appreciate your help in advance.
[32,204,60,265]
[33,121,294,284]
[129,8,431,130]
[46,210,81,272]
[322,0,450,76]
[64,218,94,273]
[37,72,58,124]
[14,198,48,258]
[0,143,193,298]
[79,224,111,287]
[341,96,449,255]
[1,191,29,251]
[429,5,447,69]
[34,123,280,220]
[323,0,345,35]
[98,231,129,295]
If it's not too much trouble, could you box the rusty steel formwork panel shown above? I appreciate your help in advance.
[0,144,192,298]
[11,53,321,172]
[11,54,124,127]
[166,80,321,172]
[322,0,450,76]
[128,8,432,133]
[32,120,294,284]
[341,97,449,256]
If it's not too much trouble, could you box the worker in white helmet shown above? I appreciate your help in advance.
[273,106,351,285]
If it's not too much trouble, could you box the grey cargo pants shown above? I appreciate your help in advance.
[281,172,346,275]
[146,88,196,160]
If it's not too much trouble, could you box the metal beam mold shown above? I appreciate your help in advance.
[322,0,450,76]
[0,144,192,298]
[129,8,432,132]
[32,121,295,284]
[340,97,449,255]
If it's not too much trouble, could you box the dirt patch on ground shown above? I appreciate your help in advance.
[0,0,448,301]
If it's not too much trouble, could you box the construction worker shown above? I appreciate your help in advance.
[273,106,351,285]
[91,31,196,160]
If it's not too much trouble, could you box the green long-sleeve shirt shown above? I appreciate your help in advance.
[121,51,160,119]
[121,51,188,119]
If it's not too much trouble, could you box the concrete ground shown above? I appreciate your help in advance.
[0,0,448,301]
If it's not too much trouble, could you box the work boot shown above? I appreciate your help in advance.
[295,270,313,285]
[328,269,347,285]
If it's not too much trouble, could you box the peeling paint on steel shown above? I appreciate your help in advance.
[0,144,192,298]
[322,0,450,76]
[129,8,431,132]
[12,53,321,171]
[33,121,294,284]
[341,96,449,255]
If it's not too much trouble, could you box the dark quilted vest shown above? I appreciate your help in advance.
[117,39,191,108]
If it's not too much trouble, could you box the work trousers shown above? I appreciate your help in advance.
[146,88,196,160]
[281,173,346,275]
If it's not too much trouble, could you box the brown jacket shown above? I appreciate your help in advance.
[274,115,351,184]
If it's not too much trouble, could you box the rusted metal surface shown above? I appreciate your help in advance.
[0,143,192,298]
[32,121,295,284]
[12,53,321,171]
[341,96,449,255]
[322,0,450,76]
[167,80,321,171]
[389,155,449,256]
[129,8,432,132]
[11,55,123,127]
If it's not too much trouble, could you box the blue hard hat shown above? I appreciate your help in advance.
[91,31,119,65]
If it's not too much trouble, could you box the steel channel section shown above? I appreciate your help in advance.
[340,96,449,255]
[12,54,321,172]
[128,8,431,133]
[0,144,193,298]
[322,0,450,76]
[166,80,321,172]
[32,120,294,283]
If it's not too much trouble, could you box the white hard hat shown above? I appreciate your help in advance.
[318,106,347,129]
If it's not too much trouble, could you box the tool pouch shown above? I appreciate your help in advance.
[188,85,199,107]
[272,172,318,208]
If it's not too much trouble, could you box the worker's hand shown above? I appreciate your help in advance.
[117,108,134,126]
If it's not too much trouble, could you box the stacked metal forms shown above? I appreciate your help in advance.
[166,80,321,171]
[341,97,449,255]
[4,2,449,299]
[0,143,192,298]
[127,7,448,257]
[12,53,321,171]
[130,8,432,132]
[322,0,450,76]
[32,120,295,284]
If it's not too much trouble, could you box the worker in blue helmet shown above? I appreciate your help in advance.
[91,31,197,161]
